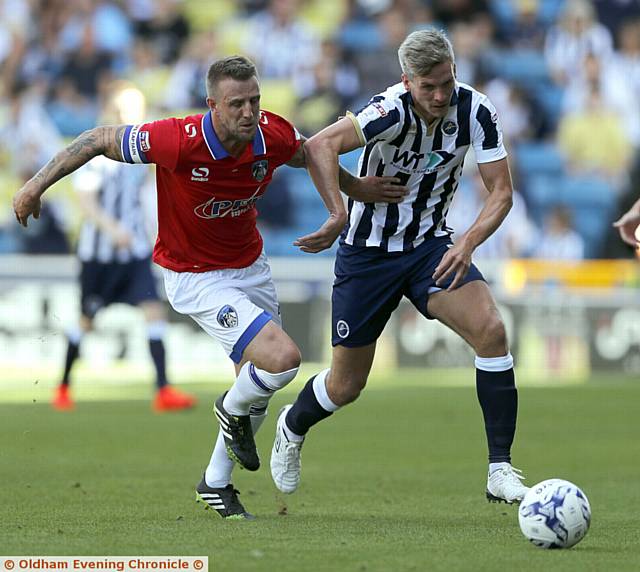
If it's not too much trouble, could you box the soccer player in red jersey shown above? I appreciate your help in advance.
[13,55,407,519]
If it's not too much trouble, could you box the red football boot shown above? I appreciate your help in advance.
[153,385,197,412]
[52,384,75,411]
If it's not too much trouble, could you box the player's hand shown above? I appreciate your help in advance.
[112,226,134,249]
[613,211,640,247]
[347,176,409,203]
[13,184,42,227]
[294,212,347,253]
[433,240,474,291]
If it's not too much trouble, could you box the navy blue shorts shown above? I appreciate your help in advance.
[80,257,159,318]
[331,236,485,347]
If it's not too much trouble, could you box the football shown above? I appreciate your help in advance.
[518,479,591,549]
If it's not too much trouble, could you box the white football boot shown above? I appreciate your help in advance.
[270,405,304,494]
[486,465,529,504]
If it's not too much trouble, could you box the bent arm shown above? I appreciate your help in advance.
[14,125,126,227]
[432,158,514,290]
[459,158,514,250]
[303,117,362,211]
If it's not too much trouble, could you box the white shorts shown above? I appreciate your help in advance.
[162,251,281,363]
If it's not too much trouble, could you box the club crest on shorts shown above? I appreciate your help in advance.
[217,305,238,328]
[251,160,269,182]
[442,120,458,136]
[336,320,350,339]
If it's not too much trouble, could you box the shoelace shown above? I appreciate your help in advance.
[500,466,526,486]
[283,441,302,471]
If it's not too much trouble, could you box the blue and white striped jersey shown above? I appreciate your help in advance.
[344,81,507,252]
[74,157,153,263]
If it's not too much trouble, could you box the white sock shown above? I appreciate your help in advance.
[489,462,510,475]
[223,362,274,415]
[205,403,268,488]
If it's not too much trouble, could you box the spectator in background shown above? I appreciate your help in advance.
[609,18,640,106]
[498,0,546,50]
[481,79,538,143]
[533,206,585,260]
[557,83,632,186]
[593,0,640,41]
[242,0,319,82]
[2,80,70,253]
[563,52,640,147]
[163,30,220,111]
[544,0,613,86]
[352,6,409,97]
[295,38,360,136]
[130,0,189,64]
[58,22,113,100]
[429,0,490,27]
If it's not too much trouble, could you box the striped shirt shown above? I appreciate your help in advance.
[344,81,507,252]
[74,157,152,263]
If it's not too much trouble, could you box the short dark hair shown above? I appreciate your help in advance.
[206,55,258,97]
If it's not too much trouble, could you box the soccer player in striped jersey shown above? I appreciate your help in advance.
[55,156,197,413]
[271,29,530,505]
[13,56,404,519]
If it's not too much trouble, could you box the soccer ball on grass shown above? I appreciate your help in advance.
[518,479,591,549]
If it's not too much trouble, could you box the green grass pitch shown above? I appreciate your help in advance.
[1,374,638,571]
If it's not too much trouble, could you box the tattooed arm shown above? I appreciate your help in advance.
[13,125,127,227]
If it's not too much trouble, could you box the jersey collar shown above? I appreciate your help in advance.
[202,111,267,160]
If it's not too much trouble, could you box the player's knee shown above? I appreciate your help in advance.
[475,315,508,355]
[268,344,301,373]
[327,371,367,406]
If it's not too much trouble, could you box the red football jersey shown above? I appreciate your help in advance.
[121,110,302,271]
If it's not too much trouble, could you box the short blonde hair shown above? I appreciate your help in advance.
[398,29,455,79]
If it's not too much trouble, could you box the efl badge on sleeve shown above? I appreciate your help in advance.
[251,160,269,182]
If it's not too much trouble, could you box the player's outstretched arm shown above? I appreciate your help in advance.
[613,197,640,246]
[13,125,127,227]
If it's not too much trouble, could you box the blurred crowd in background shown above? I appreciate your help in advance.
[1,0,639,259]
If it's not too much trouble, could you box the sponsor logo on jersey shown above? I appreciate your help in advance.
[251,160,268,182]
[390,149,456,174]
[139,130,151,152]
[191,167,210,182]
[185,123,197,138]
[336,320,350,339]
[217,305,238,328]
[194,187,262,219]
[372,102,388,117]
[442,120,458,136]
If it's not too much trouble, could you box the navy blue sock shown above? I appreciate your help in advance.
[61,340,80,386]
[148,339,168,389]
[286,376,334,436]
[476,367,517,463]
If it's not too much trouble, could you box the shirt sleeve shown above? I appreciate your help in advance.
[121,118,181,170]
[273,114,302,163]
[470,95,508,164]
[348,96,402,145]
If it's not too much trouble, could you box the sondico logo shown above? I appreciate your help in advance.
[191,167,209,182]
